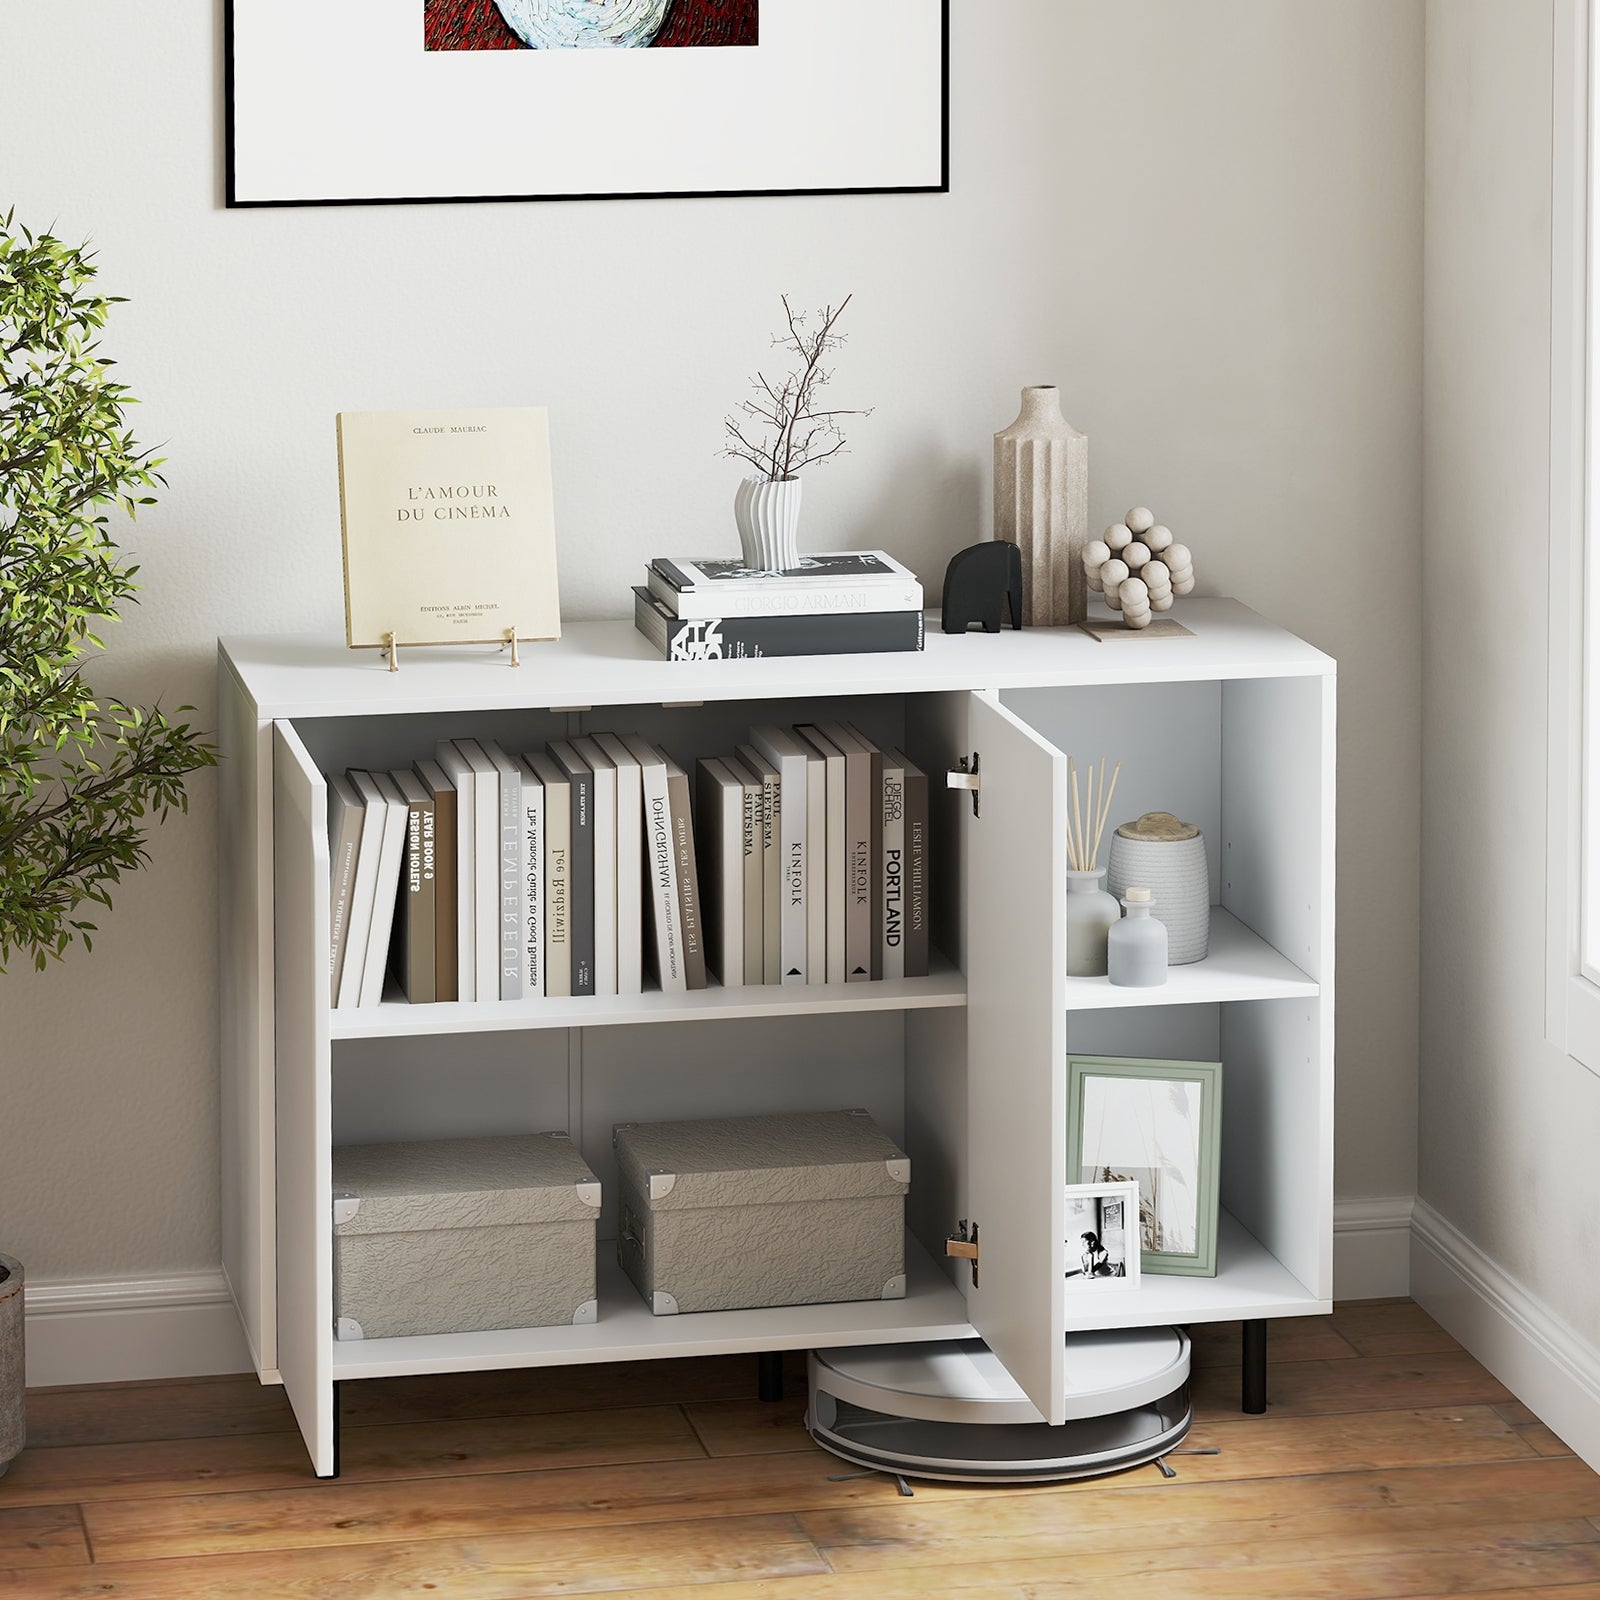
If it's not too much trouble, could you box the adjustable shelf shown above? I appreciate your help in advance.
[331,954,965,1041]
[1063,910,1317,1012]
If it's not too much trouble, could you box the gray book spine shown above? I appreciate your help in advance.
[738,769,763,983]
[551,743,595,997]
[736,744,781,985]
[880,754,906,981]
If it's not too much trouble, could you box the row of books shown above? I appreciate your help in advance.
[698,725,930,987]
[326,726,931,1009]
[633,550,926,661]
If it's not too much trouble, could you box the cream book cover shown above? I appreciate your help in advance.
[337,407,560,649]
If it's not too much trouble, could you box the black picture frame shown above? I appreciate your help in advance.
[223,1,949,210]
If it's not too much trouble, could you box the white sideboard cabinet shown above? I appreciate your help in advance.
[219,599,1335,1476]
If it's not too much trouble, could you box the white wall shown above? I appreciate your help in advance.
[1421,1,1600,1341]
[0,3,1423,1316]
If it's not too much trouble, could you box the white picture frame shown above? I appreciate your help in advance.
[225,0,949,207]
[1063,1180,1141,1294]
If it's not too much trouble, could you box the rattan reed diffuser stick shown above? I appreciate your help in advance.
[1068,758,1085,871]
[1067,755,1124,872]
[1090,758,1122,870]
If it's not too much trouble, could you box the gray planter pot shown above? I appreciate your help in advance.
[0,1255,23,1475]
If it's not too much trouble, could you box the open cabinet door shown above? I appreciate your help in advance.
[933,689,1069,1425]
[273,721,335,1476]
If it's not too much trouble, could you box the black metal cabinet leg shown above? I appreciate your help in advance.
[1242,1320,1268,1414]
[331,1379,343,1478]
[757,1351,784,1403]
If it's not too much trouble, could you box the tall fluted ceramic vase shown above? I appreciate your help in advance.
[994,385,1088,625]
[735,476,803,572]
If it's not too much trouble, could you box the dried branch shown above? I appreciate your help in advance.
[721,294,872,481]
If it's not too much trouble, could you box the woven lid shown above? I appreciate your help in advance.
[615,1110,909,1211]
[333,1133,600,1234]
[1115,810,1200,842]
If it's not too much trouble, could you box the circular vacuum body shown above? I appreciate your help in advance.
[807,1326,1191,1484]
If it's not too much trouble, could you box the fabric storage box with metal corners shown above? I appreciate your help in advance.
[332,1132,601,1340]
[614,1109,910,1315]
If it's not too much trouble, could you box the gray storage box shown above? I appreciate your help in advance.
[614,1109,910,1315]
[332,1132,600,1339]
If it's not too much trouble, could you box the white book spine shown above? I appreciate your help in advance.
[337,773,387,1010]
[520,763,544,998]
[660,577,924,620]
[435,742,476,1001]
[357,774,410,1007]
[632,741,684,993]
[326,777,363,995]
[803,751,827,985]
[598,734,643,997]
[881,757,906,981]
[456,741,500,1002]
[753,729,807,985]
[485,747,523,1001]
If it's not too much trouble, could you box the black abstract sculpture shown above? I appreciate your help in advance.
[941,541,1024,633]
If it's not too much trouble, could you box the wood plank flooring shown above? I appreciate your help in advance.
[0,1300,1594,1599]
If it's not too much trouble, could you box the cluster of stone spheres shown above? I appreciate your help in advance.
[1083,507,1196,629]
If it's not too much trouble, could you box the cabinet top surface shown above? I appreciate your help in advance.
[220,599,1333,719]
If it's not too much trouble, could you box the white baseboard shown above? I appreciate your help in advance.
[1333,1193,1415,1300]
[23,1271,252,1388]
[10,1198,1423,1390]
[1412,1197,1600,1474]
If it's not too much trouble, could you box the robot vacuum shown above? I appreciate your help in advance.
[807,1325,1191,1484]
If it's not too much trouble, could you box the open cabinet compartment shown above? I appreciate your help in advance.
[1000,673,1334,1334]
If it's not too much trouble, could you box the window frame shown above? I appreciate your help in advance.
[1548,0,1600,1075]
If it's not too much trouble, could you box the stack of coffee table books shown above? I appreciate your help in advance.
[633,551,924,661]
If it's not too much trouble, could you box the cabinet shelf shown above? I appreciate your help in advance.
[1064,909,1316,1011]
[1064,1211,1325,1331]
[331,1233,972,1379]
[329,953,966,1040]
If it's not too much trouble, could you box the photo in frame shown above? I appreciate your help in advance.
[1063,1181,1141,1295]
[1064,1055,1223,1278]
[225,0,949,207]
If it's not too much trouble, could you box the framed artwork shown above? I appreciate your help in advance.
[1064,1055,1223,1278]
[225,0,949,208]
[1063,1181,1141,1295]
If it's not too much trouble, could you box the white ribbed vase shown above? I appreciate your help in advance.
[735,476,803,573]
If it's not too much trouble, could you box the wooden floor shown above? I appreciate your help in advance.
[0,1300,1595,1598]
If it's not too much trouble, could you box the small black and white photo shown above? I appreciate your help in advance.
[1063,1182,1140,1292]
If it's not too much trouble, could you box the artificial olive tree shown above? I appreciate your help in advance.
[0,211,213,971]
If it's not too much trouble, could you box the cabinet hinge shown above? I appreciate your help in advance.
[946,753,981,817]
[946,1219,980,1286]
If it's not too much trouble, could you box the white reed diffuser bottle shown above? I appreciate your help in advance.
[1065,755,1123,977]
[1108,886,1168,987]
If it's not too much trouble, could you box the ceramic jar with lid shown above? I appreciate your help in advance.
[1107,811,1210,964]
